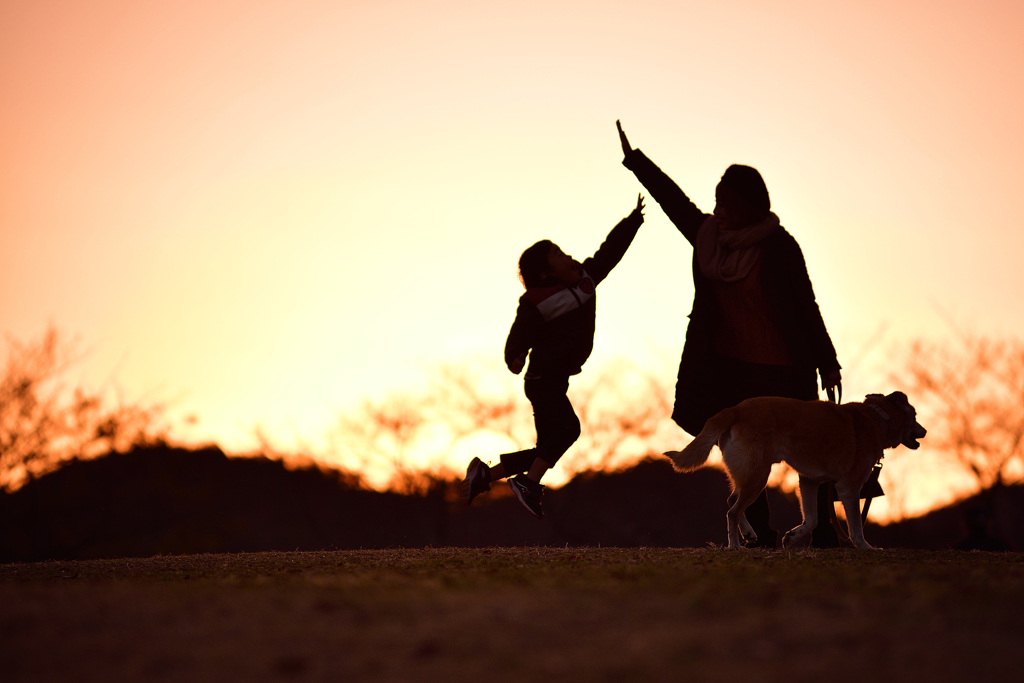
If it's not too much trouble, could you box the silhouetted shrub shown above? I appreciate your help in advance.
[0,327,164,491]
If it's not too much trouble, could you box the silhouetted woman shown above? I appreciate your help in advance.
[616,121,842,547]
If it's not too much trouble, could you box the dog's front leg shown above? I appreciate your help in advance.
[782,476,820,548]
[839,494,875,549]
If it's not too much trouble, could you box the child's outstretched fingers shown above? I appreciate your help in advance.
[635,193,645,217]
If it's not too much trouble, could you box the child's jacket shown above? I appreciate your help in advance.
[504,211,643,379]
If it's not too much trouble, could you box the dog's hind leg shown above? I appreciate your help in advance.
[727,489,758,543]
[738,513,756,543]
[782,476,821,548]
[726,477,770,549]
[726,500,747,549]
[725,493,741,549]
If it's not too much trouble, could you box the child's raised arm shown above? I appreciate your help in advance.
[581,194,645,285]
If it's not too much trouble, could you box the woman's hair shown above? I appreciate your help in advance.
[518,239,554,288]
[719,164,771,216]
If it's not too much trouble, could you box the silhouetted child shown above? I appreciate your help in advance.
[461,194,645,517]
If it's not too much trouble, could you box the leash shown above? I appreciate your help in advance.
[860,463,884,523]
[823,384,845,540]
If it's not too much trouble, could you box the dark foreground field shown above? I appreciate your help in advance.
[2,548,1022,682]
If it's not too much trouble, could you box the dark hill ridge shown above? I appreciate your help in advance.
[0,445,1019,561]
[0,447,441,561]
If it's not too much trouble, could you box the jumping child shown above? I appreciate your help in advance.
[461,194,645,517]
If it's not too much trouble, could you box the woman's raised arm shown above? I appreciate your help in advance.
[616,121,706,246]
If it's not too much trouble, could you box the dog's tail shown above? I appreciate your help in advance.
[664,409,735,473]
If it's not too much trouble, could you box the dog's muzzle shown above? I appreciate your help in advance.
[903,422,927,450]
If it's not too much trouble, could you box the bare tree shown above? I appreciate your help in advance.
[327,358,679,492]
[0,327,165,491]
[893,335,1024,491]
[562,359,677,473]
[329,361,532,493]
[331,391,435,494]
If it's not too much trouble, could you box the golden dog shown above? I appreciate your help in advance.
[665,392,927,549]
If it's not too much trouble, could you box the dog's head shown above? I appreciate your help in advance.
[882,391,928,449]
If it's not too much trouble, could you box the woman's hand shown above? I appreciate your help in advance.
[509,352,527,375]
[616,119,632,157]
[822,370,842,403]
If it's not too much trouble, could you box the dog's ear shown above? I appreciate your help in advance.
[885,391,912,414]
[888,391,927,449]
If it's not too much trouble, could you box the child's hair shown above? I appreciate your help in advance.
[518,239,554,288]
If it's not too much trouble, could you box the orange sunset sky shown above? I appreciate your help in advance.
[2,1,1023,500]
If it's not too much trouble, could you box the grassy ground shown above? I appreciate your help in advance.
[2,547,1023,682]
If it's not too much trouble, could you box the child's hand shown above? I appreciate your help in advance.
[509,352,527,374]
[632,193,645,220]
[616,120,633,157]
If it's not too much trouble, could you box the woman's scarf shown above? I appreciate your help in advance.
[695,212,780,283]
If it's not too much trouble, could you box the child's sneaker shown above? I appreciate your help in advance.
[461,457,491,505]
[508,474,544,518]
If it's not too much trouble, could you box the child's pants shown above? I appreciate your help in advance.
[500,375,580,475]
